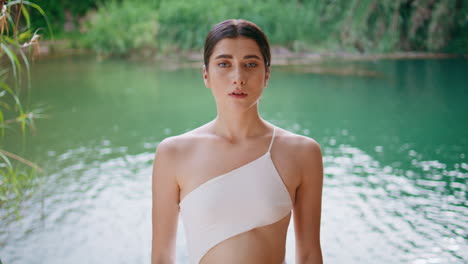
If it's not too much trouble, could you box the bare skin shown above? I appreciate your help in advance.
[152,36,323,264]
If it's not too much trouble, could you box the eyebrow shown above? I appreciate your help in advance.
[214,54,261,60]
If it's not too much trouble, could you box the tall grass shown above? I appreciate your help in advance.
[0,0,49,219]
[0,150,42,219]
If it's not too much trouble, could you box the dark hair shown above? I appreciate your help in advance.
[203,19,271,71]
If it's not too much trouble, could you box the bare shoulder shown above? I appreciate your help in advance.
[275,126,322,160]
[154,139,185,164]
[274,126,323,202]
[154,127,209,162]
[155,134,190,156]
[153,129,208,192]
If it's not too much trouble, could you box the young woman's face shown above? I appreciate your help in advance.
[203,36,270,110]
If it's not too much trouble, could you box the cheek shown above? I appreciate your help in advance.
[209,70,229,87]
[252,72,267,85]
[207,74,227,95]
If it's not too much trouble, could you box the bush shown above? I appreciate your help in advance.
[83,0,159,56]
[28,0,104,37]
[155,0,317,52]
[80,0,467,55]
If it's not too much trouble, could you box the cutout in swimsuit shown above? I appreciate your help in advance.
[178,126,293,263]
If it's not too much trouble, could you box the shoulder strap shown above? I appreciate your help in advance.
[267,126,276,153]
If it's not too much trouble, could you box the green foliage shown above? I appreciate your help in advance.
[150,0,328,51]
[0,152,39,219]
[27,0,104,37]
[20,0,468,54]
[1,0,49,133]
[28,0,161,38]
[122,0,468,54]
[82,0,159,56]
[0,0,50,217]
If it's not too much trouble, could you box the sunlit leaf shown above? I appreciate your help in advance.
[0,43,21,80]
[0,151,12,169]
[21,4,31,29]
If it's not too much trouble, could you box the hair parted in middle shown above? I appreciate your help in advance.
[203,19,271,72]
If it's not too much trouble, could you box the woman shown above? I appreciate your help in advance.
[152,19,323,264]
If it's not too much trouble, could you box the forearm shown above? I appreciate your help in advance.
[151,248,176,264]
[296,248,323,264]
[151,254,175,264]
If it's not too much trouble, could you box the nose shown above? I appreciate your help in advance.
[232,67,246,85]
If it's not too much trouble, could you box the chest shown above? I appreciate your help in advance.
[177,148,300,205]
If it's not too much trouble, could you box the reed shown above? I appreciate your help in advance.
[0,0,50,218]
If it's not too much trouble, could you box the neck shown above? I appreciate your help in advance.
[210,104,269,139]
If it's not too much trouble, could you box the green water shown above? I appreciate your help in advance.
[1,57,467,264]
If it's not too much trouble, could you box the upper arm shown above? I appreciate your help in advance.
[152,138,180,264]
[293,138,324,263]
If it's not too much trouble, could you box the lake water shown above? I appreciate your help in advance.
[1,57,467,264]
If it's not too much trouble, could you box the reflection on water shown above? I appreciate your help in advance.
[0,57,467,264]
[321,144,466,263]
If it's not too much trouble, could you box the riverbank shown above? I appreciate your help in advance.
[37,39,466,64]
[34,39,466,78]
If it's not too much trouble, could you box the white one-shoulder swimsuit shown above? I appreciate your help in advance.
[178,127,293,264]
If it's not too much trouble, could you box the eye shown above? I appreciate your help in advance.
[218,62,230,67]
[246,62,258,68]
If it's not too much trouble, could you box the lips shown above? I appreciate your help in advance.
[229,90,248,98]
[229,89,247,96]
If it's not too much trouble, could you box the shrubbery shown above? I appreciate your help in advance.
[52,0,468,55]
[83,0,159,56]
